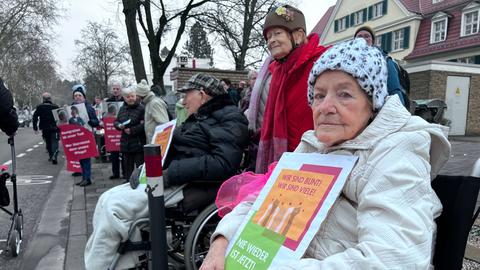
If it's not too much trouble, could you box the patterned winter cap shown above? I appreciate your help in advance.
[307,38,388,111]
[178,73,227,96]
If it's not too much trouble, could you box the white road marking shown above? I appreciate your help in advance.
[26,148,34,152]
[3,160,12,165]
[33,145,39,148]
[38,142,44,145]
[17,153,26,158]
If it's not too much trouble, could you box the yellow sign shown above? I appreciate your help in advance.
[455,87,461,96]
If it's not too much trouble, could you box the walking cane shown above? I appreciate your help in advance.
[144,144,168,269]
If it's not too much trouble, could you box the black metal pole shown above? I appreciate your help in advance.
[143,144,168,269]
[8,136,18,213]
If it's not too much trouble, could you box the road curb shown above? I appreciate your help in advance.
[20,167,73,270]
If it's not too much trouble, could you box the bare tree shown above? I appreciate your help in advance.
[74,22,131,99]
[199,0,283,70]
[0,0,60,108]
[134,0,211,90]
[122,0,147,83]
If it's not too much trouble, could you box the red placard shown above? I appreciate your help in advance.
[66,160,82,172]
[103,117,121,152]
[59,124,99,169]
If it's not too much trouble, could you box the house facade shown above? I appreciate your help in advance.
[312,0,480,135]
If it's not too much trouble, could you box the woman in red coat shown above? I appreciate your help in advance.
[255,5,328,173]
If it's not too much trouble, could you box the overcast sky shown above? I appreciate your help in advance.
[52,0,337,79]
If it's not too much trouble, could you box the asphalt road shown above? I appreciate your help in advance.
[0,127,65,269]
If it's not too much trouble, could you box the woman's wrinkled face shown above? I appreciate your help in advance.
[266,27,293,59]
[183,89,205,116]
[124,92,137,105]
[311,70,373,147]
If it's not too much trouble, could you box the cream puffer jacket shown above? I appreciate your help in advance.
[213,96,451,269]
[142,91,169,142]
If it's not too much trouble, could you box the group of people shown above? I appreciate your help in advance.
[83,4,449,269]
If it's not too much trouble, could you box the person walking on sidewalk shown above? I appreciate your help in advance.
[134,79,169,142]
[72,85,100,187]
[114,86,146,181]
[106,83,124,179]
[33,92,60,164]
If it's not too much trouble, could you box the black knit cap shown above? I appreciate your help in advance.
[262,5,306,40]
[354,26,376,44]
[72,85,86,99]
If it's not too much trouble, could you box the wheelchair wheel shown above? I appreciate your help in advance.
[184,204,220,270]
[8,230,21,257]
[15,213,23,238]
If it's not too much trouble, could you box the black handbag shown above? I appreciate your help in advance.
[0,172,10,207]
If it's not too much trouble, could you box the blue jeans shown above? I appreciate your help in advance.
[80,158,91,181]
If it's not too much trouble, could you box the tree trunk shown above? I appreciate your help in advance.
[123,0,147,83]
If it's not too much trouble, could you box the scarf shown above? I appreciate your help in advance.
[255,34,326,173]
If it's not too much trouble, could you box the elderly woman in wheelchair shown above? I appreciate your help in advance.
[85,74,249,270]
[201,39,453,269]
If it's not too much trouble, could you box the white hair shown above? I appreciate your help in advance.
[121,86,136,97]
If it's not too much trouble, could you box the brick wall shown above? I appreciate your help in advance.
[170,67,249,91]
[410,70,480,135]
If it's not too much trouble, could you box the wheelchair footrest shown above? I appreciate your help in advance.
[117,240,151,254]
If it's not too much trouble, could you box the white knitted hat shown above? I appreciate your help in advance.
[135,79,151,97]
[307,38,388,111]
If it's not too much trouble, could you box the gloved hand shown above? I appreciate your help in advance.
[129,165,142,189]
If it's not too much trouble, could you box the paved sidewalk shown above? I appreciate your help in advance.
[65,160,123,270]
[36,136,480,269]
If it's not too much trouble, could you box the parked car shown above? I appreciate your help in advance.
[18,110,32,127]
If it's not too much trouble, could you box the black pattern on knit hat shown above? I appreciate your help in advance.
[307,38,388,111]
[178,74,227,96]
[72,85,86,99]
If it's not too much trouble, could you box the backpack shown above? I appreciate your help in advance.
[388,56,410,95]
[386,56,411,110]
[0,172,10,207]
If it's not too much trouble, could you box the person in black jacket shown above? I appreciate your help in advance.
[162,73,249,210]
[0,78,18,136]
[105,83,125,179]
[114,87,146,181]
[71,85,100,186]
[33,92,60,164]
[84,73,249,269]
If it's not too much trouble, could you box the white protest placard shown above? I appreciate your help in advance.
[225,152,358,269]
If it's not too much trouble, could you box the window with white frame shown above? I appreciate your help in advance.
[373,2,384,19]
[338,16,348,32]
[462,10,479,36]
[433,0,443,4]
[353,10,364,25]
[392,29,404,51]
[375,35,382,47]
[431,18,447,43]
[457,56,475,64]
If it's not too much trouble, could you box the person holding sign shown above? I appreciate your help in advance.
[201,39,451,269]
[106,83,125,179]
[114,86,146,181]
[72,85,100,186]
